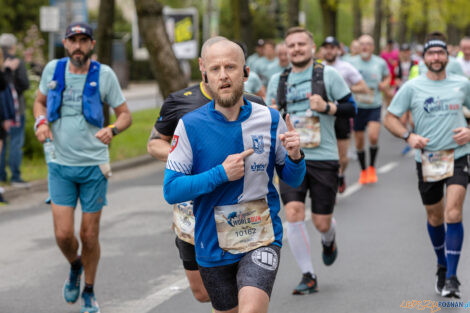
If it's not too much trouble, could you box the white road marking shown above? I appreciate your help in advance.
[377,161,398,174]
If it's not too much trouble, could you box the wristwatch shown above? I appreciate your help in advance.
[323,102,331,114]
[108,124,120,136]
[401,131,411,142]
[289,149,305,164]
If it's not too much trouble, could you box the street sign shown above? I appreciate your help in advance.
[50,0,88,40]
[132,6,199,60]
[40,6,60,32]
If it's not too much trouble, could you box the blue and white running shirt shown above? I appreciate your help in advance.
[163,98,306,267]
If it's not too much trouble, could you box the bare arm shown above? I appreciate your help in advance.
[95,102,132,145]
[350,80,370,94]
[384,111,429,149]
[147,127,172,162]
[33,91,52,143]
[378,75,391,92]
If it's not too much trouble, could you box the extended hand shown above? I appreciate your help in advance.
[279,114,301,160]
[222,149,254,181]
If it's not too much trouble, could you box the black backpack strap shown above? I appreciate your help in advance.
[311,59,328,102]
[276,67,292,114]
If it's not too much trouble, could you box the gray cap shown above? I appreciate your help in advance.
[0,33,17,48]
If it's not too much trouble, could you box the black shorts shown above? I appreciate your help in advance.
[353,107,381,131]
[334,116,351,140]
[416,155,469,205]
[175,236,198,271]
[280,160,339,215]
[199,245,280,311]
[0,124,6,141]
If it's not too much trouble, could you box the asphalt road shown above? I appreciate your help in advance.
[1,127,469,313]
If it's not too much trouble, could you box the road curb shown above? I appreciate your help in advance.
[3,155,158,201]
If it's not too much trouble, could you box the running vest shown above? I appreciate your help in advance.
[276,59,328,115]
[47,58,104,128]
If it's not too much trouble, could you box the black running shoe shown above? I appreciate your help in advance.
[441,276,461,298]
[435,265,446,294]
[292,273,318,295]
[322,240,338,266]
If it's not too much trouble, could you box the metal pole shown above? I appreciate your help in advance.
[48,32,55,61]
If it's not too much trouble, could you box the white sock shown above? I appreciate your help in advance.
[286,221,314,274]
[321,217,336,246]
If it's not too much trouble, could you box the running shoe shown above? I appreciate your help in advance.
[435,265,447,295]
[338,175,346,193]
[358,169,368,184]
[292,272,318,295]
[367,166,378,184]
[441,276,461,298]
[81,291,100,313]
[63,265,83,303]
[322,240,338,266]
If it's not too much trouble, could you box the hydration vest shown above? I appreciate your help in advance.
[47,58,104,128]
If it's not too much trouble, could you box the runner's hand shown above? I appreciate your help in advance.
[269,99,279,110]
[222,149,254,181]
[309,94,327,112]
[407,133,429,149]
[452,127,470,145]
[35,124,53,143]
[95,127,113,145]
[279,114,301,160]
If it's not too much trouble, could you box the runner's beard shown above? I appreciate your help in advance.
[426,60,448,73]
[325,54,336,63]
[210,80,245,108]
[66,49,93,68]
[291,56,312,68]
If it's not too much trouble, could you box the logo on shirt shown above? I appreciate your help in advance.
[226,210,261,227]
[251,135,264,154]
[170,135,179,153]
[251,162,267,172]
[423,97,460,113]
[251,247,279,271]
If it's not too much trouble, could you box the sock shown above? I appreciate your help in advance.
[369,145,378,167]
[426,222,446,267]
[71,256,82,271]
[83,284,94,294]
[286,221,314,275]
[446,222,464,278]
[321,218,336,246]
[357,150,366,170]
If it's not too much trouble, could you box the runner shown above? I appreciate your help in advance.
[457,37,470,79]
[264,43,290,87]
[348,34,390,184]
[147,48,265,305]
[163,36,305,313]
[322,36,369,193]
[266,27,356,295]
[33,22,132,313]
[384,33,469,299]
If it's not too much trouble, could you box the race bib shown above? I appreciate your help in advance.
[172,201,195,245]
[421,149,454,182]
[214,199,275,254]
[354,92,374,104]
[291,114,320,148]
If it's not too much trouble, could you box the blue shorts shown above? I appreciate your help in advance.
[48,163,108,213]
[353,107,382,131]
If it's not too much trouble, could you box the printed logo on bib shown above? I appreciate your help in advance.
[421,149,454,182]
[251,247,278,271]
[172,201,195,245]
[251,135,265,154]
[291,115,320,148]
[169,135,179,153]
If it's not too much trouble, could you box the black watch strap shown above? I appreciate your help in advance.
[402,131,411,142]
[288,149,305,164]
[323,102,330,114]
[111,126,120,136]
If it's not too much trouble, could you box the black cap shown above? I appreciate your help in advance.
[321,36,340,47]
[400,43,411,51]
[256,39,265,47]
[65,22,93,40]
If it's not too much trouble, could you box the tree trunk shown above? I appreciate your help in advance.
[288,0,300,28]
[231,0,241,40]
[134,0,187,99]
[319,0,338,38]
[373,0,382,54]
[415,0,428,44]
[353,0,362,39]
[95,0,115,126]
[240,0,252,52]
[397,0,408,44]
[384,0,392,43]
[447,23,460,45]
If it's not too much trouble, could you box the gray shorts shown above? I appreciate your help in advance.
[199,245,281,311]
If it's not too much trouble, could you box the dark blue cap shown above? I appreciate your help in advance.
[65,22,93,40]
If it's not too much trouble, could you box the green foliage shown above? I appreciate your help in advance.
[23,78,44,159]
[0,0,48,35]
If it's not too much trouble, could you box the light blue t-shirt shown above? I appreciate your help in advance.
[266,64,351,161]
[39,59,126,166]
[388,74,470,162]
[252,57,277,86]
[246,53,261,69]
[418,56,465,77]
[244,71,263,94]
[264,60,289,87]
[348,55,390,109]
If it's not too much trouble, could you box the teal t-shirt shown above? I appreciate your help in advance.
[264,61,288,87]
[39,59,126,166]
[417,56,465,77]
[266,64,351,161]
[252,57,277,86]
[348,55,390,109]
[244,71,263,94]
[388,74,470,162]
[246,53,260,69]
